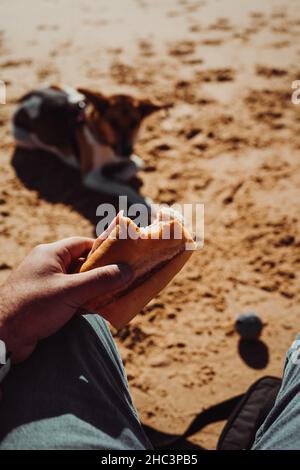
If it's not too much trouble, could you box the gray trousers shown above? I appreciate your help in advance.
[1,311,300,450]
[252,335,300,450]
[0,314,151,450]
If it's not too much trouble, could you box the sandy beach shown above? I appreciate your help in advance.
[1,0,300,448]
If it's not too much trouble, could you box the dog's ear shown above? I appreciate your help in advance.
[138,100,163,118]
[138,100,173,118]
[77,88,109,112]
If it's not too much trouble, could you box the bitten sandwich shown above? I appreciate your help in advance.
[80,210,195,329]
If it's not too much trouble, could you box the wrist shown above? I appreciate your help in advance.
[0,339,11,383]
[0,288,13,380]
[0,284,39,363]
[0,315,25,364]
[0,285,19,359]
[0,318,14,360]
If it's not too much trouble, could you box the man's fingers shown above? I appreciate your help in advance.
[89,212,122,256]
[66,263,133,305]
[48,237,95,269]
[51,237,95,258]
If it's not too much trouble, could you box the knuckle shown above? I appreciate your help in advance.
[96,266,118,285]
[31,243,49,255]
[95,267,112,284]
[30,243,53,263]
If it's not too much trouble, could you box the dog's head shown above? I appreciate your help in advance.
[78,89,162,157]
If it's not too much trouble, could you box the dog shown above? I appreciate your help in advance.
[12,85,161,204]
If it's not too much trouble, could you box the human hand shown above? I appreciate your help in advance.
[0,237,133,363]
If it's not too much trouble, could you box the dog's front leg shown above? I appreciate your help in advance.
[83,169,152,208]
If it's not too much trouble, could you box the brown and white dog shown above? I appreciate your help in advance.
[12,85,161,204]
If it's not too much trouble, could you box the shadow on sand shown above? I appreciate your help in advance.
[238,338,269,369]
[142,423,205,450]
[11,147,148,227]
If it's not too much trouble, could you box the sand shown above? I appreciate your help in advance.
[1,0,300,449]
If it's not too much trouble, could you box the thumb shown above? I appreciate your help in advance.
[66,263,133,305]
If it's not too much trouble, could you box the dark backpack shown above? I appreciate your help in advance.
[142,376,282,450]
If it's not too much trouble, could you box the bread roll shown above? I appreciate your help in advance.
[80,211,195,328]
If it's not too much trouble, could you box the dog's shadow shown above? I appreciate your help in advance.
[12,148,146,226]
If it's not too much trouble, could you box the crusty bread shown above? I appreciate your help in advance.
[80,212,195,328]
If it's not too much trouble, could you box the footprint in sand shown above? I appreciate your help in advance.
[196,68,235,82]
[1,58,32,68]
[138,40,154,57]
[168,40,196,57]
[256,65,287,78]
[36,63,59,81]
[107,47,123,55]
[183,58,203,65]
[110,61,136,86]
[271,40,290,48]
[189,24,202,33]
[209,17,233,32]
[201,38,223,46]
